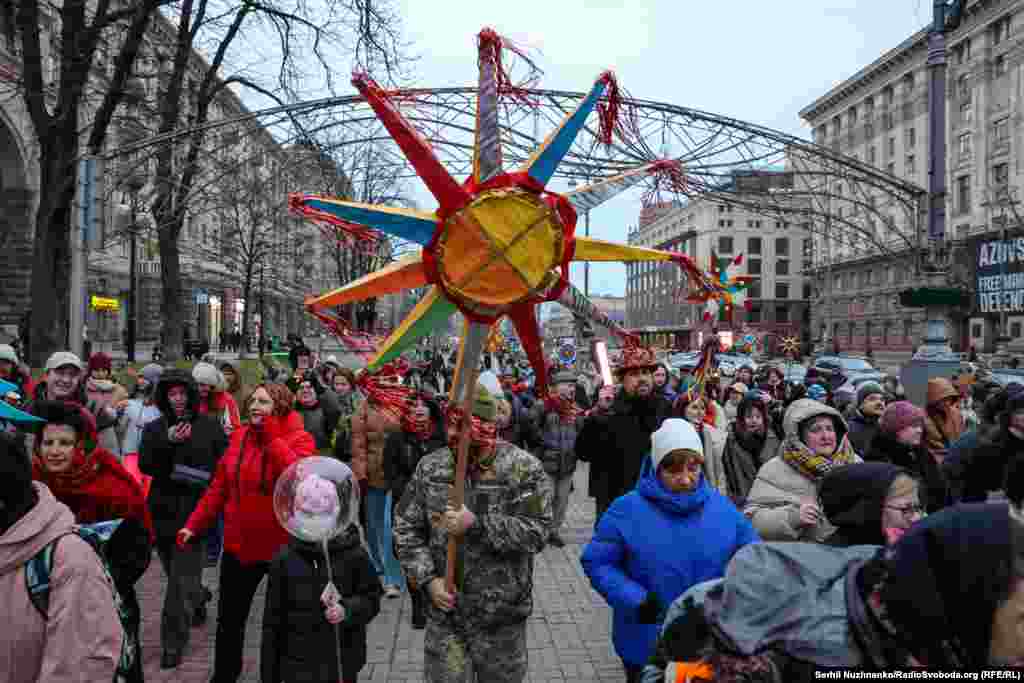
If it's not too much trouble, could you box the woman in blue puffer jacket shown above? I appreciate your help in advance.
[580,418,759,683]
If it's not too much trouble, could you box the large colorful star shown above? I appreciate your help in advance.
[291,28,719,395]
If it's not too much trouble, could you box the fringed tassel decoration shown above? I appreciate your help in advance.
[356,360,416,423]
[597,71,623,146]
[477,27,543,104]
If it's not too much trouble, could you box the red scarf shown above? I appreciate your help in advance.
[402,413,434,441]
[33,445,154,539]
[446,407,498,451]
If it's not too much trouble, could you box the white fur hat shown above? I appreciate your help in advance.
[650,418,703,472]
[192,361,224,390]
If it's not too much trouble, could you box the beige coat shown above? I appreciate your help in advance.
[700,424,729,496]
[744,399,858,542]
[351,400,401,488]
[0,483,123,683]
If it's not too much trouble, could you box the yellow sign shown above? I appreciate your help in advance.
[91,295,120,311]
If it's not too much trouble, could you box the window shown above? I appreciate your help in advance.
[886,162,895,175]
[748,282,762,299]
[888,137,896,156]
[957,175,971,214]
[747,220,755,228]
[903,72,914,95]
[906,155,916,174]
[994,162,1009,187]
[883,86,894,106]
[972,323,983,338]
[995,55,1008,78]
[775,282,789,300]
[803,282,812,300]
[718,236,733,253]
[959,133,972,156]
[718,219,726,228]
[995,118,1010,143]
[775,237,789,254]
[719,204,726,213]
[747,306,761,323]
[848,107,857,125]
[993,16,1011,45]
[776,259,790,276]
[868,146,877,164]
[955,39,971,65]
[833,275,841,290]
[906,127,916,147]
[832,116,842,136]
[958,73,972,98]
[960,100,973,123]
[748,258,762,275]
[776,306,790,323]
[1012,322,1023,339]
[726,220,733,228]
[755,220,762,228]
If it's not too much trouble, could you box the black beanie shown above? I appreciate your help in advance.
[0,431,37,533]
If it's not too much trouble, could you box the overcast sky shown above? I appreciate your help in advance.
[386,0,929,297]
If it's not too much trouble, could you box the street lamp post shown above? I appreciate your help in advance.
[121,171,148,363]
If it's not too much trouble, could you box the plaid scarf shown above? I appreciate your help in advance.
[402,412,434,441]
[779,434,858,480]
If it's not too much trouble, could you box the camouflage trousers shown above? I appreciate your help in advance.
[424,618,527,683]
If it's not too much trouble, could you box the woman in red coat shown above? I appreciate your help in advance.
[31,400,153,683]
[178,383,315,683]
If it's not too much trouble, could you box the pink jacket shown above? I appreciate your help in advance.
[0,483,123,683]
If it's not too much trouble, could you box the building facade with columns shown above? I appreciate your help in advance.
[800,0,1024,354]
[0,8,341,353]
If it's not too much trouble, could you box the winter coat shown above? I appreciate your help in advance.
[959,424,1024,504]
[744,401,857,542]
[118,398,162,456]
[535,404,584,477]
[720,424,770,506]
[574,392,672,505]
[0,484,123,683]
[331,390,363,464]
[139,369,229,540]
[296,392,342,455]
[943,429,980,503]
[351,400,400,489]
[924,377,964,462]
[865,431,950,513]
[581,473,758,668]
[846,409,880,457]
[185,411,316,565]
[261,527,382,683]
[200,390,242,435]
[697,424,728,495]
[393,442,553,632]
[383,399,447,508]
[499,390,539,450]
[220,360,251,422]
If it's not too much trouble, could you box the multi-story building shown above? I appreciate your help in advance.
[625,195,811,351]
[542,295,626,348]
[800,0,1024,354]
[0,8,343,350]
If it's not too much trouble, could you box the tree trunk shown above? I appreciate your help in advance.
[157,224,185,360]
[241,267,253,355]
[28,140,78,367]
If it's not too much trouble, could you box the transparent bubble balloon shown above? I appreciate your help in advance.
[273,456,360,543]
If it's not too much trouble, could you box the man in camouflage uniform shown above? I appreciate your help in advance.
[393,384,553,683]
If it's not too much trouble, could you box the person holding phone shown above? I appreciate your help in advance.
[139,369,229,669]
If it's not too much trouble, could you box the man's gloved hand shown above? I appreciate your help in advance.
[637,591,663,624]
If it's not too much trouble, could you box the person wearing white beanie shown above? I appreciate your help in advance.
[581,418,759,681]
[192,362,240,435]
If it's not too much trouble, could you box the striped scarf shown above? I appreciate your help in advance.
[779,434,858,480]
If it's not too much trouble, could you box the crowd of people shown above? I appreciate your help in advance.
[1,337,1024,682]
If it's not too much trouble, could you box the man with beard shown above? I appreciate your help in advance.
[721,394,771,506]
[393,384,552,683]
[575,346,672,526]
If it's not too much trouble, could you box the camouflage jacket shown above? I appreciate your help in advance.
[393,440,553,630]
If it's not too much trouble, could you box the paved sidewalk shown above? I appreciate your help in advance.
[139,463,624,682]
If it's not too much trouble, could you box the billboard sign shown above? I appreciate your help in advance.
[976,237,1024,314]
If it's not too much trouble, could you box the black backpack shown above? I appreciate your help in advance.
[24,519,139,683]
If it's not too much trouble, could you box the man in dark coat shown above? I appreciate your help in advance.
[575,345,671,527]
[846,381,886,457]
[958,390,1024,504]
[139,368,228,669]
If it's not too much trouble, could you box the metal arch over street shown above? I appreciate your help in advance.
[107,86,929,260]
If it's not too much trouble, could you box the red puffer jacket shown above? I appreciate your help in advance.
[186,411,315,564]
